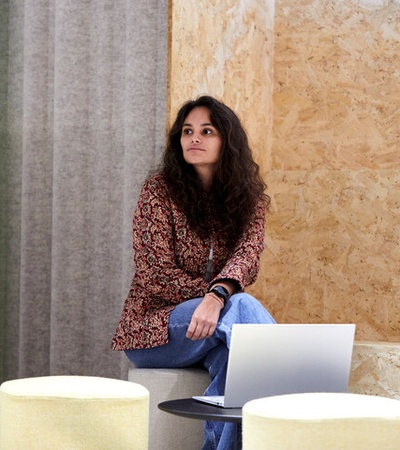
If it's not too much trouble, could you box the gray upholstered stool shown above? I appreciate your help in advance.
[128,367,210,450]
[0,375,149,450]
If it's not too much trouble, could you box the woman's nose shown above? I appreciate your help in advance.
[191,134,201,143]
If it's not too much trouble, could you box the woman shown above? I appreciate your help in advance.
[112,95,275,449]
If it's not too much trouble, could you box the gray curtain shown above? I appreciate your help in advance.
[0,0,168,382]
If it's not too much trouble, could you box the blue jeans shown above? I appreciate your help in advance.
[125,293,276,450]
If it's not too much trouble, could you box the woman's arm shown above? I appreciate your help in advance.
[211,200,266,291]
[187,201,267,341]
[132,177,208,303]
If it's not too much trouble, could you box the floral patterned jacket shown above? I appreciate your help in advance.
[111,174,266,350]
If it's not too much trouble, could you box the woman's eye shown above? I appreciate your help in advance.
[182,129,192,135]
[202,129,212,135]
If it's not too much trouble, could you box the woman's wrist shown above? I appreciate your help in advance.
[209,279,237,297]
[208,285,229,303]
[205,292,224,308]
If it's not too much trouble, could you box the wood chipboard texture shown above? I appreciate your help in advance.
[168,0,274,176]
[168,0,400,342]
[249,0,400,342]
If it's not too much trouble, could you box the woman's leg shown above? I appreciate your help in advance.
[125,293,275,450]
[201,293,275,450]
[125,297,222,368]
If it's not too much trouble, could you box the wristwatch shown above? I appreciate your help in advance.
[208,285,230,304]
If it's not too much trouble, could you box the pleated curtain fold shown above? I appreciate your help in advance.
[0,0,168,381]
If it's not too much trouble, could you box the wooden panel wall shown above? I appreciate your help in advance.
[264,0,399,342]
[168,0,400,342]
[168,0,274,177]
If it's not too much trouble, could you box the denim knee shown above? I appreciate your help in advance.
[223,292,276,324]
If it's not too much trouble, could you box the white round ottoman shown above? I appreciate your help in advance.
[0,375,149,450]
[243,392,400,450]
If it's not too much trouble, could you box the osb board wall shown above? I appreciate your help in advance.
[251,0,400,342]
[168,0,400,342]
[349,342,400,399]
[168,0,274,178]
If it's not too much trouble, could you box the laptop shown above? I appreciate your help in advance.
[193,323,356,408]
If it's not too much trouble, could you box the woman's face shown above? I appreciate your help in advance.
[180,106,222,186]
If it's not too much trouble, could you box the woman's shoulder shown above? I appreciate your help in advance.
[139,173,171,202]
[142,172,166,187]
[141,173,168,192]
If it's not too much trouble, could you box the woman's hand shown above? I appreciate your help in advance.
[186,293,224,340]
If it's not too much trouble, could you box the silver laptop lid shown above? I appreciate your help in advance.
[223,323,356,408]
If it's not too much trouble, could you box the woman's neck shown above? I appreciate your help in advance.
[196,168,214,192]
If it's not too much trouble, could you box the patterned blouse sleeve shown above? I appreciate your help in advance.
[213,200,266,290]
[132,177,207,303]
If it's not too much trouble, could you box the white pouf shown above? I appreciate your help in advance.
[129,367,210,450]
[243,392,400,450]
[0,375,149,450]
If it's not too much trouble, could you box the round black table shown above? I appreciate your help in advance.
[158,397,242,423]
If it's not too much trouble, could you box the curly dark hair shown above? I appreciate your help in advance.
[160,95,270,249]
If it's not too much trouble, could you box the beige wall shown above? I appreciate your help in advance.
[168,0,400,342]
